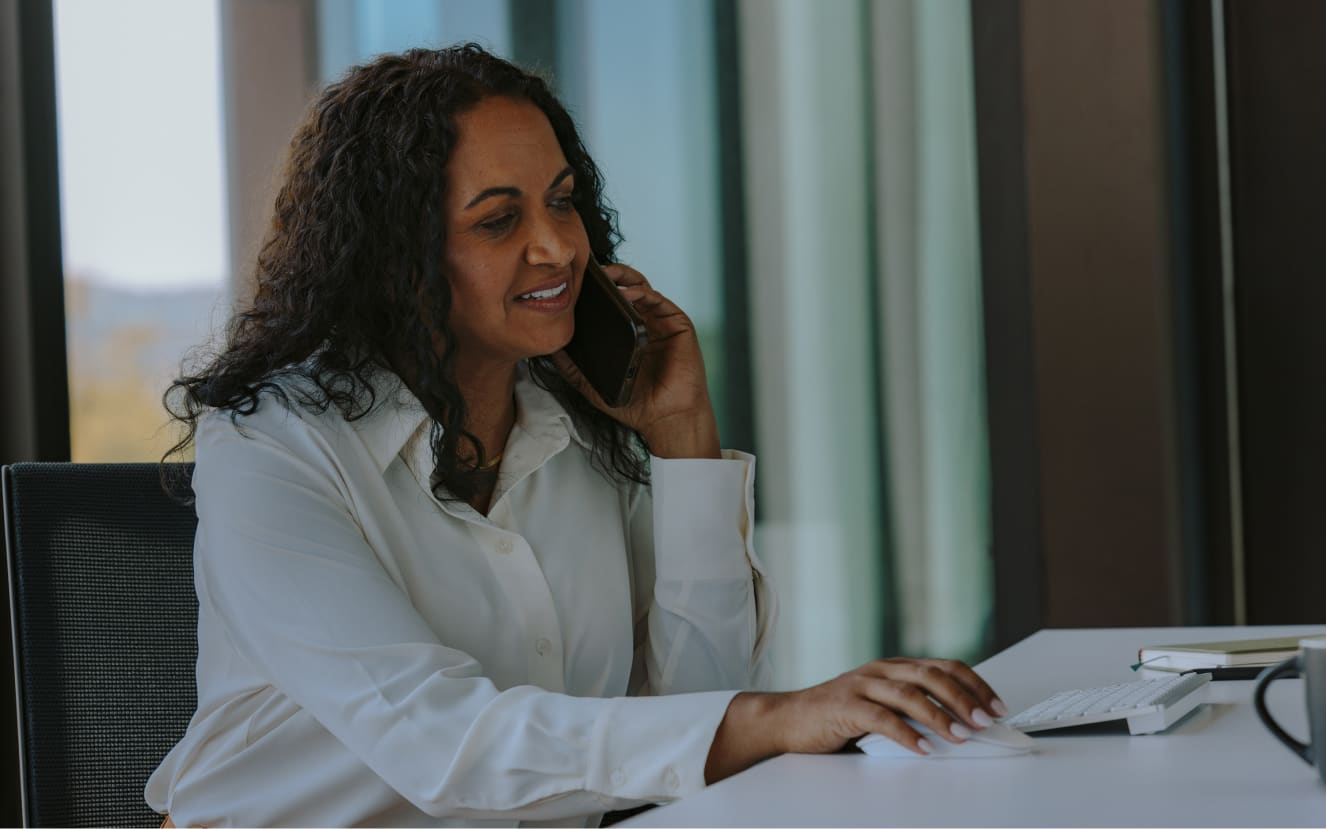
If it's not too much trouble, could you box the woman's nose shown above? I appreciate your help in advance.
[525,211,576,268]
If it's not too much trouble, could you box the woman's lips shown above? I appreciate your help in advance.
[514,280,571,312]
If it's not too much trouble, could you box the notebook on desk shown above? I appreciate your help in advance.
[1135,635,1325,672]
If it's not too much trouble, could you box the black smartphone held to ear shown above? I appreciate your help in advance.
[564,258,648,408]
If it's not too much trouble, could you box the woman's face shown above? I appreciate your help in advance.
[442,95,589,377]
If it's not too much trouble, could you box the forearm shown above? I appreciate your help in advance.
[703,692,785,784]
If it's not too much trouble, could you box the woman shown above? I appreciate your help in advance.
[148,44,1006,827]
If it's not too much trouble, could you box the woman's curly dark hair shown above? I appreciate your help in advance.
[164,44,649,502]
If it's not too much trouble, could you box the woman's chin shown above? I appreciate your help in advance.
[538,330,575,357]
[510,320,575,363]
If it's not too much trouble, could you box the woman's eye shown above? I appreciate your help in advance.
[549,195,575,212]
[478,213,515,233]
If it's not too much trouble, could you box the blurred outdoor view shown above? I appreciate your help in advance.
[64,278,220,461]
[56,0,228,462]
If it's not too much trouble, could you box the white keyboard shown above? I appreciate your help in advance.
[1004,672,1211,735]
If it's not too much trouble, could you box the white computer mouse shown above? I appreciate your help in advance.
[857,719,1036,759]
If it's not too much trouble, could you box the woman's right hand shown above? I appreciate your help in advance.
[703,658,1009,783]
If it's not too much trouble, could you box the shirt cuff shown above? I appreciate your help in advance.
[586,689,739,802]
[649,450,756,582]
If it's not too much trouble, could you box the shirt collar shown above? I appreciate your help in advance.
[353,361,588,474]
[512,361,590,452]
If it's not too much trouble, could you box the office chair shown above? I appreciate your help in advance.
[2,463,198,828]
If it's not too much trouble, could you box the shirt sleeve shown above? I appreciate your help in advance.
[190,409,741,821]
[627,450,778,697]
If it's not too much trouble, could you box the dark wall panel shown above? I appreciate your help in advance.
[1224,0,1326,624]
[1176,0,1241,625]
[1020,0,1183,627]
[2,0,68,822]
[971,0,1045,649]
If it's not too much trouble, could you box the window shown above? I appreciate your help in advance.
[55,0,228,461]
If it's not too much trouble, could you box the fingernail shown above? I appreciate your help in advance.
[972,709,994,728]
[949,722,973,740]
[992,698,1009,717]
[916,738,933,755]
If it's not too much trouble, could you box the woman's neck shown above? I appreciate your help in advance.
[454,360,518,463]
[455,361,517,516]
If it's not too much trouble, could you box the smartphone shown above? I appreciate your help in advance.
[564,258,648,407]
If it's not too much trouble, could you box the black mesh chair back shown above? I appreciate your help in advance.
[2,463,198,827]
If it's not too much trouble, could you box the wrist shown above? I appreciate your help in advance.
[643,409,721,459]
[745,691,792,755]
[704,691,785,784]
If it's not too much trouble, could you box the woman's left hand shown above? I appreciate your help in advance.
[550,263,721,459]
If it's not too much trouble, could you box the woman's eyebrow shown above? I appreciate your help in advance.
[547,167,574,191]
[462,168,573,210]
[464,186,520,210]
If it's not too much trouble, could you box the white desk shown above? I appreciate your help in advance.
[624,625,1326,827]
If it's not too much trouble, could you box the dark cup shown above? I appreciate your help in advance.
[1254,638,1326,786]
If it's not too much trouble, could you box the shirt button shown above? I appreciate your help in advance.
[663,767,680,791]
[534,637,552,656]
[496,538,514,555]
[610,768,626,787]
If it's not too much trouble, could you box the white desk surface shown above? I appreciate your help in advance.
[624,625,1326,827]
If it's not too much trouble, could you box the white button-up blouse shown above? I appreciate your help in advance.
[145,364,777,827]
